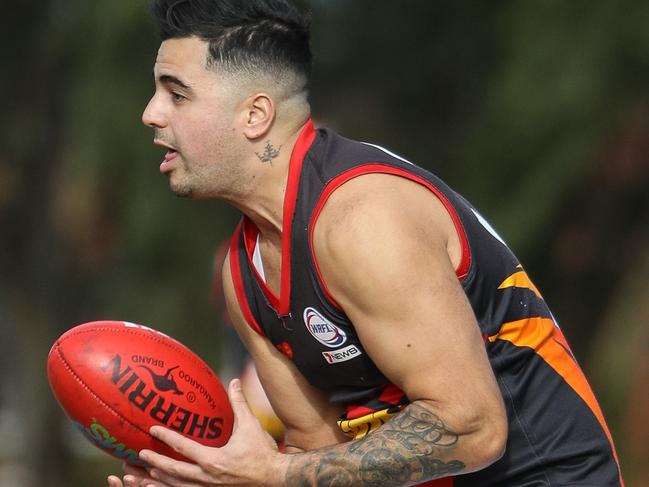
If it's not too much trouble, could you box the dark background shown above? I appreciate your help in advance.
[1,1,647,485]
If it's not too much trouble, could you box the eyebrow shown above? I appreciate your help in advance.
[158,74,193,93]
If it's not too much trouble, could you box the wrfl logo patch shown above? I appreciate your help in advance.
[303,307,347,348]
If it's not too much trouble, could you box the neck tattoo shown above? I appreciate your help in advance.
[256,140,282,164]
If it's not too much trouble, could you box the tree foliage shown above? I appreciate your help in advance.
[0,1,647,484]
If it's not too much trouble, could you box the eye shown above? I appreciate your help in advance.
[171,92,186,103]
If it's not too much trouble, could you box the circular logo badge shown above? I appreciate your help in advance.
[303,307,347,348]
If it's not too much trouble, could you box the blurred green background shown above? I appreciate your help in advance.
[1,0,648,485]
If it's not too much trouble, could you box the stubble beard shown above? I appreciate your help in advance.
[166,145,245,201]
[169,177,194,198]
[167,162,225,200]
[166,163,195,198]
[166,154,203,199]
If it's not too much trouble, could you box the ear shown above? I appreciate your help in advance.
[241,93,275,141]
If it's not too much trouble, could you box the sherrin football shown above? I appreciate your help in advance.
[47,321,234,465]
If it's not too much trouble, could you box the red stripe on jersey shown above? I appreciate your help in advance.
[229,220,266,336]
[277,119,316,316]
[345,383,409,420]
[241,119,316,317]
[345,404,377,420]
[378,382,407,405]
[309,164,472,310]
[418,479,454,486]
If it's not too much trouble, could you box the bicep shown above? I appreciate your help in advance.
[221,253,349,450]
[341,237,495,419]
[314,175,504,432]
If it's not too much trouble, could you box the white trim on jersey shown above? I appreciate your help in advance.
[471,208,508,247]
[252,233,266,283]
[359,142,415,166]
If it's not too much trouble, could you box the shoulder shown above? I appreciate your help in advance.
[311,172,463,311]
[313,172,459,266]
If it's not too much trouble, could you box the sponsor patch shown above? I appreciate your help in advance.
[303,307,347,348]
[322,344,362,364]
[72,419,143,466]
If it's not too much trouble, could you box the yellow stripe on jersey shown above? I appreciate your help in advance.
[338,408,401,439]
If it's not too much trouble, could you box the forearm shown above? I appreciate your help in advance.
[282,402,476,487]
[123,384,503,487]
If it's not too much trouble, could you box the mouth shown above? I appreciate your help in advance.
[154,138,177,152]
[154,140,179,174]
[160,149,179,174]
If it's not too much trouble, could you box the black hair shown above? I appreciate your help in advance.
[151,0,312,86]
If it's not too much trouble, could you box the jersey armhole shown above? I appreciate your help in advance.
[308,164,472,311]
[228,220,267,336]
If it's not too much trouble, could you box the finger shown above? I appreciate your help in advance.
[124,463,152,477]
[139,448,204,481]
[228,378,257,430]
[148,426,207,463]
[123,475,150,487]
[121,473,169,487]
[149,467,209,487]
[107,475,123,487]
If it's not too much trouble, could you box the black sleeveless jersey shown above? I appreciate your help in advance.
[229,120,623,486]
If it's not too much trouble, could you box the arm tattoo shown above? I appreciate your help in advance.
[255,140,281,164]
[286,403,465,486]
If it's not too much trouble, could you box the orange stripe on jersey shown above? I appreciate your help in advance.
[497,269,543,299]
[488,317,624,486]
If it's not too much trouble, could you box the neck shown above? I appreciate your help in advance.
[227,118,310,246]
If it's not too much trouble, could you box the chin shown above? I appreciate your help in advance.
[169,182,194,199]
[173,190,194,199]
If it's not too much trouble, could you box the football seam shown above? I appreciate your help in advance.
[57,326,214,376]
[53,344,152,438]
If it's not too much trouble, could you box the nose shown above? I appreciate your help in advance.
[142,95,167,128]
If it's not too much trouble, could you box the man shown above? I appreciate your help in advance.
[109,0,624,485]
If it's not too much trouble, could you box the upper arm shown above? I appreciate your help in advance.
[221,252,349,451]
[313,174,506,435]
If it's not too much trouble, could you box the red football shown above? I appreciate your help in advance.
[47,321,234,466]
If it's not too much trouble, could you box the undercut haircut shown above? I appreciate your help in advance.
[151,0,312,92]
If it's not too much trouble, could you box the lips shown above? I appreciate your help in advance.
[160,149,178,173]
[153,136,179,174]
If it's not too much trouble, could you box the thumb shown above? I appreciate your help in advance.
[228,378,257,430]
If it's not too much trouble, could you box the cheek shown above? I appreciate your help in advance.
[174,121,214,155]
[193,129,224,163]
[202,123,240,157]
[175,109,239,162]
